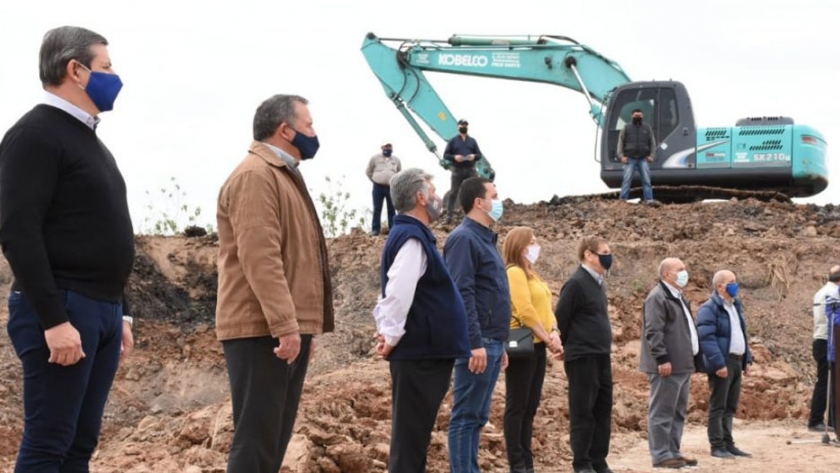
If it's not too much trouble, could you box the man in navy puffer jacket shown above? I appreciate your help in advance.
[696,270,753,460]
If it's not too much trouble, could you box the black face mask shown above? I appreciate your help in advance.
[459,126,468,134]
[632,116,642,125]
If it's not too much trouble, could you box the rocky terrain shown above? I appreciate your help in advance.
[1,198,840,472]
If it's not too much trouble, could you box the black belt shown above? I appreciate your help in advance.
[729,353,743,361]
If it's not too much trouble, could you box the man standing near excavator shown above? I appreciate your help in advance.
[618,109,656,203]
[444,118,483,224]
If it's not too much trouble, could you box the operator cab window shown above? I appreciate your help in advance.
[656,88,678,143]
[607,88,657,162]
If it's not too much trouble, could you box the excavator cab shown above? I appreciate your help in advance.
[600,80,827,199]
[601,81,697,177]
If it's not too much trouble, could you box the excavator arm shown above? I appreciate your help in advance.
[360,32,632,178]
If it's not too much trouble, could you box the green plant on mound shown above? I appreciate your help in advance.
[316,175,370,238]
[140,177,214,236]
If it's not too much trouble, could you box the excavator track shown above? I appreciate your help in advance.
[548,185,793,205]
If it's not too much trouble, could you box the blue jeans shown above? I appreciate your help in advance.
[448,338,504,473]
[371,183,394,234]
[7,290,123,473]
[620,158,653,200]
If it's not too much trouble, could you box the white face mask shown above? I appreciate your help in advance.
[525,244,541,264]
[675,270,689,288]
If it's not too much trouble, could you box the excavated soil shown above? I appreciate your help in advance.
[1,198,840,472]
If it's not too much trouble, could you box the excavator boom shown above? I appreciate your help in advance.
[360,32,632,179]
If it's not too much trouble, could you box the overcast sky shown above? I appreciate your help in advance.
[1,0,838,232]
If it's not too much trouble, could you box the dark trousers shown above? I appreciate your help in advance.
[223,335,312,473]
[565,355,613,472]
[372,183,394,234]
[504,343,547,472]
[7,290,123,473]
[707,355,743,449]
[447,167,477,219]
[809,339,832,427]
[389,359,454,473]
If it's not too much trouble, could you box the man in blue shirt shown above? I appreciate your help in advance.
[444,176,511,473]
[443,119,483,224]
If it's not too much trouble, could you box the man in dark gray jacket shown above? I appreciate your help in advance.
[640,258,701,469]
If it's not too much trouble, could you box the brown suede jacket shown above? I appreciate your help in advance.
[215,141,334,341]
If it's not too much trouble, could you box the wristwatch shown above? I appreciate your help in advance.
[122,315,134,326]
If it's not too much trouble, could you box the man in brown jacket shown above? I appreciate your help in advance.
[216,94,334,473]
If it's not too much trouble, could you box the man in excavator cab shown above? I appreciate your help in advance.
[618,109,656,203]
[443,118,483,224]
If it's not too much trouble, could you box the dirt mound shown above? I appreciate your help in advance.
[0,198,835,472]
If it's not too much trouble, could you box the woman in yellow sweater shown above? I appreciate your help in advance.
[502,226,563,473]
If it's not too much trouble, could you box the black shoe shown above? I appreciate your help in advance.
[595,466,614,473]
[711,447,735,459]
[574,469,596,473]
[809,422,827,432]
[726,445,752,457]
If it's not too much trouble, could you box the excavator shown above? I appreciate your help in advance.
[360,32,828,203]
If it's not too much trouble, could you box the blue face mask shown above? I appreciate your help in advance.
[289,127,320,160]
[483,198,503,222]
[79,63,122,112]
[725,282,739,298]
[382,149,392,157]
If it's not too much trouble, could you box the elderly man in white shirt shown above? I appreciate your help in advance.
[640,258,701,469]
[372,168,471,473]
[697,270,754,459]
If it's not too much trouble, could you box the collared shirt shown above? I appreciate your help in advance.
[663,281,699,355]
[581,264,604,286]
[373,222,428,347]
[262,142,299,171]
[813,282,837,340]
[723,300,746,355]
[42,92,99,130]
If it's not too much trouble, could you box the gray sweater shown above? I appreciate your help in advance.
[640,281,702,374]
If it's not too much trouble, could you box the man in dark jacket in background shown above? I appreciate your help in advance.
[617,108,656,202]
[640,258,701,469]
[443,118,483,224]
[554,236,614,473]
[696,270,754,459]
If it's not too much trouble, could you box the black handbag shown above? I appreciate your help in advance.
[505,316,534,358]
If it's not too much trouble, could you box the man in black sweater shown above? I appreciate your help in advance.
[0,26,135,472]
[554,236,614,473]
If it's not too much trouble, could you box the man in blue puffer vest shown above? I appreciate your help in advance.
[373,168,471,473]
[696,269,754,460]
